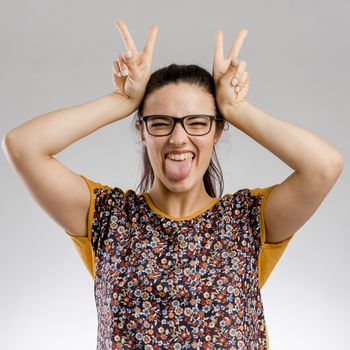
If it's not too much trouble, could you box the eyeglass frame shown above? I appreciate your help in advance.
[138,114,224,137]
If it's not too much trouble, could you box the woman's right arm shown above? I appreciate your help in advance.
[1,20,158,238]
[2,93,134,237]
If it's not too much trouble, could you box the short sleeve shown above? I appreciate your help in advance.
[64,175,113,279]
[248,184,295,289]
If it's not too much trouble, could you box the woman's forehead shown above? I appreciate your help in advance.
[143,84,215,115]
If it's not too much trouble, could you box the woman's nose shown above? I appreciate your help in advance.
[169,121,188,144]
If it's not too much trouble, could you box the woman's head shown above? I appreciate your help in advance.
[133,64,228,197]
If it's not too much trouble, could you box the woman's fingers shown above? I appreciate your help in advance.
[218,57,248,89]
[227,28,248,61]
[232,60,247,82]
[112,52,130,78]
[214,30,224,64]
[240,71,249,84]
[114,20,157,71]
[219,57,239,85]
[213,28,248,83]
[117,53,128,76]
[141,24,158,60]
[112,60,121,77]
[115,20,138,54]
[111,20,159,102]
[122,50,140,78]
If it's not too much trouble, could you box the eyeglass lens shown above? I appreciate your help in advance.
[146,116,212,136]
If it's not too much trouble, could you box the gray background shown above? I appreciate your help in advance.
[1,0,349,349]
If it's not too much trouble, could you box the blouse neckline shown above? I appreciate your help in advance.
[142,192,224,221]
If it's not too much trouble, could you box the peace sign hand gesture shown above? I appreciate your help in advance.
[112,20,158,112]
[212,28,249,117]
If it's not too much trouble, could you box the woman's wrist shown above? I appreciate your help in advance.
[221,100,251,126]
[108,92,143,118]
[107,92,137,116]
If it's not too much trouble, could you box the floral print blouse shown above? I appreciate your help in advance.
[65,175,294,350]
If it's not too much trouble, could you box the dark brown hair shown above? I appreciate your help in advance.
[133,63,229,197]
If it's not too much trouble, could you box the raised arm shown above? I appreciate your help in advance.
[212,28,344,244]
[1,20,158,237]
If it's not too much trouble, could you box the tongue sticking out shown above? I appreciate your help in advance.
[164,157,193,181]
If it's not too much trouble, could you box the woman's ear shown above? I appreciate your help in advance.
[141,128,146,143]
[214,128,223,144]
[136,120,146,143]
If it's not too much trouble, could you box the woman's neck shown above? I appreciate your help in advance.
[147,179,216,219]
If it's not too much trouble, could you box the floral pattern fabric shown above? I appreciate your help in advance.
[66,175,294,350]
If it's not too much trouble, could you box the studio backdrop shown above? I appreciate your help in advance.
[0,0,348,349]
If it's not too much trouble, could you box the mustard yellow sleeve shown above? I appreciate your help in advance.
[249,185,295,289]
[64,175,112,279]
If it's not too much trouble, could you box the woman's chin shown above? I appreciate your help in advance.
[163,175,203,194]
[165,180,191,192]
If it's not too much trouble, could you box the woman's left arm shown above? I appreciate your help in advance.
[213,28,344,244]
[224,101,344,244]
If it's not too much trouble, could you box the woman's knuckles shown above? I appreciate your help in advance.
[229,57,238,66]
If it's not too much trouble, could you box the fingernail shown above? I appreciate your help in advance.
[231,58,238,66]
[121,69,128,76]
[231,78,238,86]
[125,50,132,59]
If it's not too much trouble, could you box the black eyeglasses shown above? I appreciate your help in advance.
[139,114,223,136]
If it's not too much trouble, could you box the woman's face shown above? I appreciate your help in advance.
[141,83,222,194]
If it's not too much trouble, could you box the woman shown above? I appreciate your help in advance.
[2,20,343,349]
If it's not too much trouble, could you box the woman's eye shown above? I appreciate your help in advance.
[152,123,168,127]
[188,119,210,127]
[190,122,206,126]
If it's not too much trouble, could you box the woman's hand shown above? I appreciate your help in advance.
[112,20,158,111]
[212,28,249,116]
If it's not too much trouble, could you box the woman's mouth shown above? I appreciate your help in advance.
[164,152,195,181]
[165,152,195,161]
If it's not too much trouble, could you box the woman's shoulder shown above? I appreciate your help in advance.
[225,184,278,203]
[79,175,146,212]
[80,174,144,197]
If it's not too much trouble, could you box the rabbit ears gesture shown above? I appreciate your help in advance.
[212,28,248,82]
[115,19,158,65]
